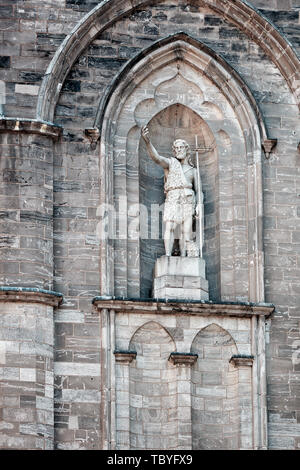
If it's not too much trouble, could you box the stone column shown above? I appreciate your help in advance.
[169,352,198,450]
[0,288,62,449]
[114,350,136,449]
[99,308,116,450]
[0,119,61,289]
[0,119,62,449]
[229,355,254,450]
[251,315,268,449]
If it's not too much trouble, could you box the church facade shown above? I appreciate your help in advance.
[0,0,299,450]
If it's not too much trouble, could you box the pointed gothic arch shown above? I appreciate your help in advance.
[127,320,177,450]
[190,322,238,351]
[37,0,300,123]
[98,35,266,302]
[190,323,240,449]
[93,32,267,142]
[129,320,176,351]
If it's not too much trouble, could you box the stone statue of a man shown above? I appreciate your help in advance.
[141,126,203,257]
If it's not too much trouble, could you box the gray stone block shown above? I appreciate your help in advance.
[154,256,206,278]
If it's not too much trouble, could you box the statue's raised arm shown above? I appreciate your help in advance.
[141,126,170,169]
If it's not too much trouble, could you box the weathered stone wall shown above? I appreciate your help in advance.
[0,300,55,450]
[0,0,92,118]
[264,140,300,448]
[53,300,101,449]
[246,0,300,449]
[0,131,55,289]
[0,0,299,451]
[250,0,300,57]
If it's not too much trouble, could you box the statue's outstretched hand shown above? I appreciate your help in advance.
[141,126,150,143]
[141,126,169,168]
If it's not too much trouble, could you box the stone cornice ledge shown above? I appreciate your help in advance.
[92,297,275,318]
[0,287,63,307]
[0,118,62,140]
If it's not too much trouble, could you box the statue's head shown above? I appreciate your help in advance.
[172,139,190,161]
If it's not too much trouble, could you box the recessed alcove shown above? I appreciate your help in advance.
[98,35,266,303]
[128,321,177,449]
[191,324,239,449]
[93,297,274,450]
[138,103,219,299]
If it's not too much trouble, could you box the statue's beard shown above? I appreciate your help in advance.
[175,151,185,160]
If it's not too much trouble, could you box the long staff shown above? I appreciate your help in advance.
[195,135,203,258]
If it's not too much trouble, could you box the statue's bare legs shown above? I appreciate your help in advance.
[179,217,193,257]
[164,221,176,256]
[165,219,193,257]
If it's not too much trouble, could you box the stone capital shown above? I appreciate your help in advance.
[229,355,254,367]
[262,139,277,159]
[114,350,137,364]
[169,352,198,365]
[84,127,100,149]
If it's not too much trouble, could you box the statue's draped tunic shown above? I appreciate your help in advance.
[163,157,195,224]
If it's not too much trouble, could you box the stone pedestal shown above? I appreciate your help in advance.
[152,256,209,301]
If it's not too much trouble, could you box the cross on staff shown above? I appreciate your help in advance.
[192,145,215,154]
[194,135,208,258]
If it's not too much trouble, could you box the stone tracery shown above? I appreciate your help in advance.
[98,35,267,302]
[37,1,300,123]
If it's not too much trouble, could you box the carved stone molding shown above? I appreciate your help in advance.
[94,34,268,141]
[0,118,62,140]
[230,355,254,367]
[96,35,267,303]
[169,352,198,365]
[36,0,300,123]
[114,350,137,364]
[93,297,275,318]
[0,287,63,307]
[84,127,100,149]
[262,139,277,159]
